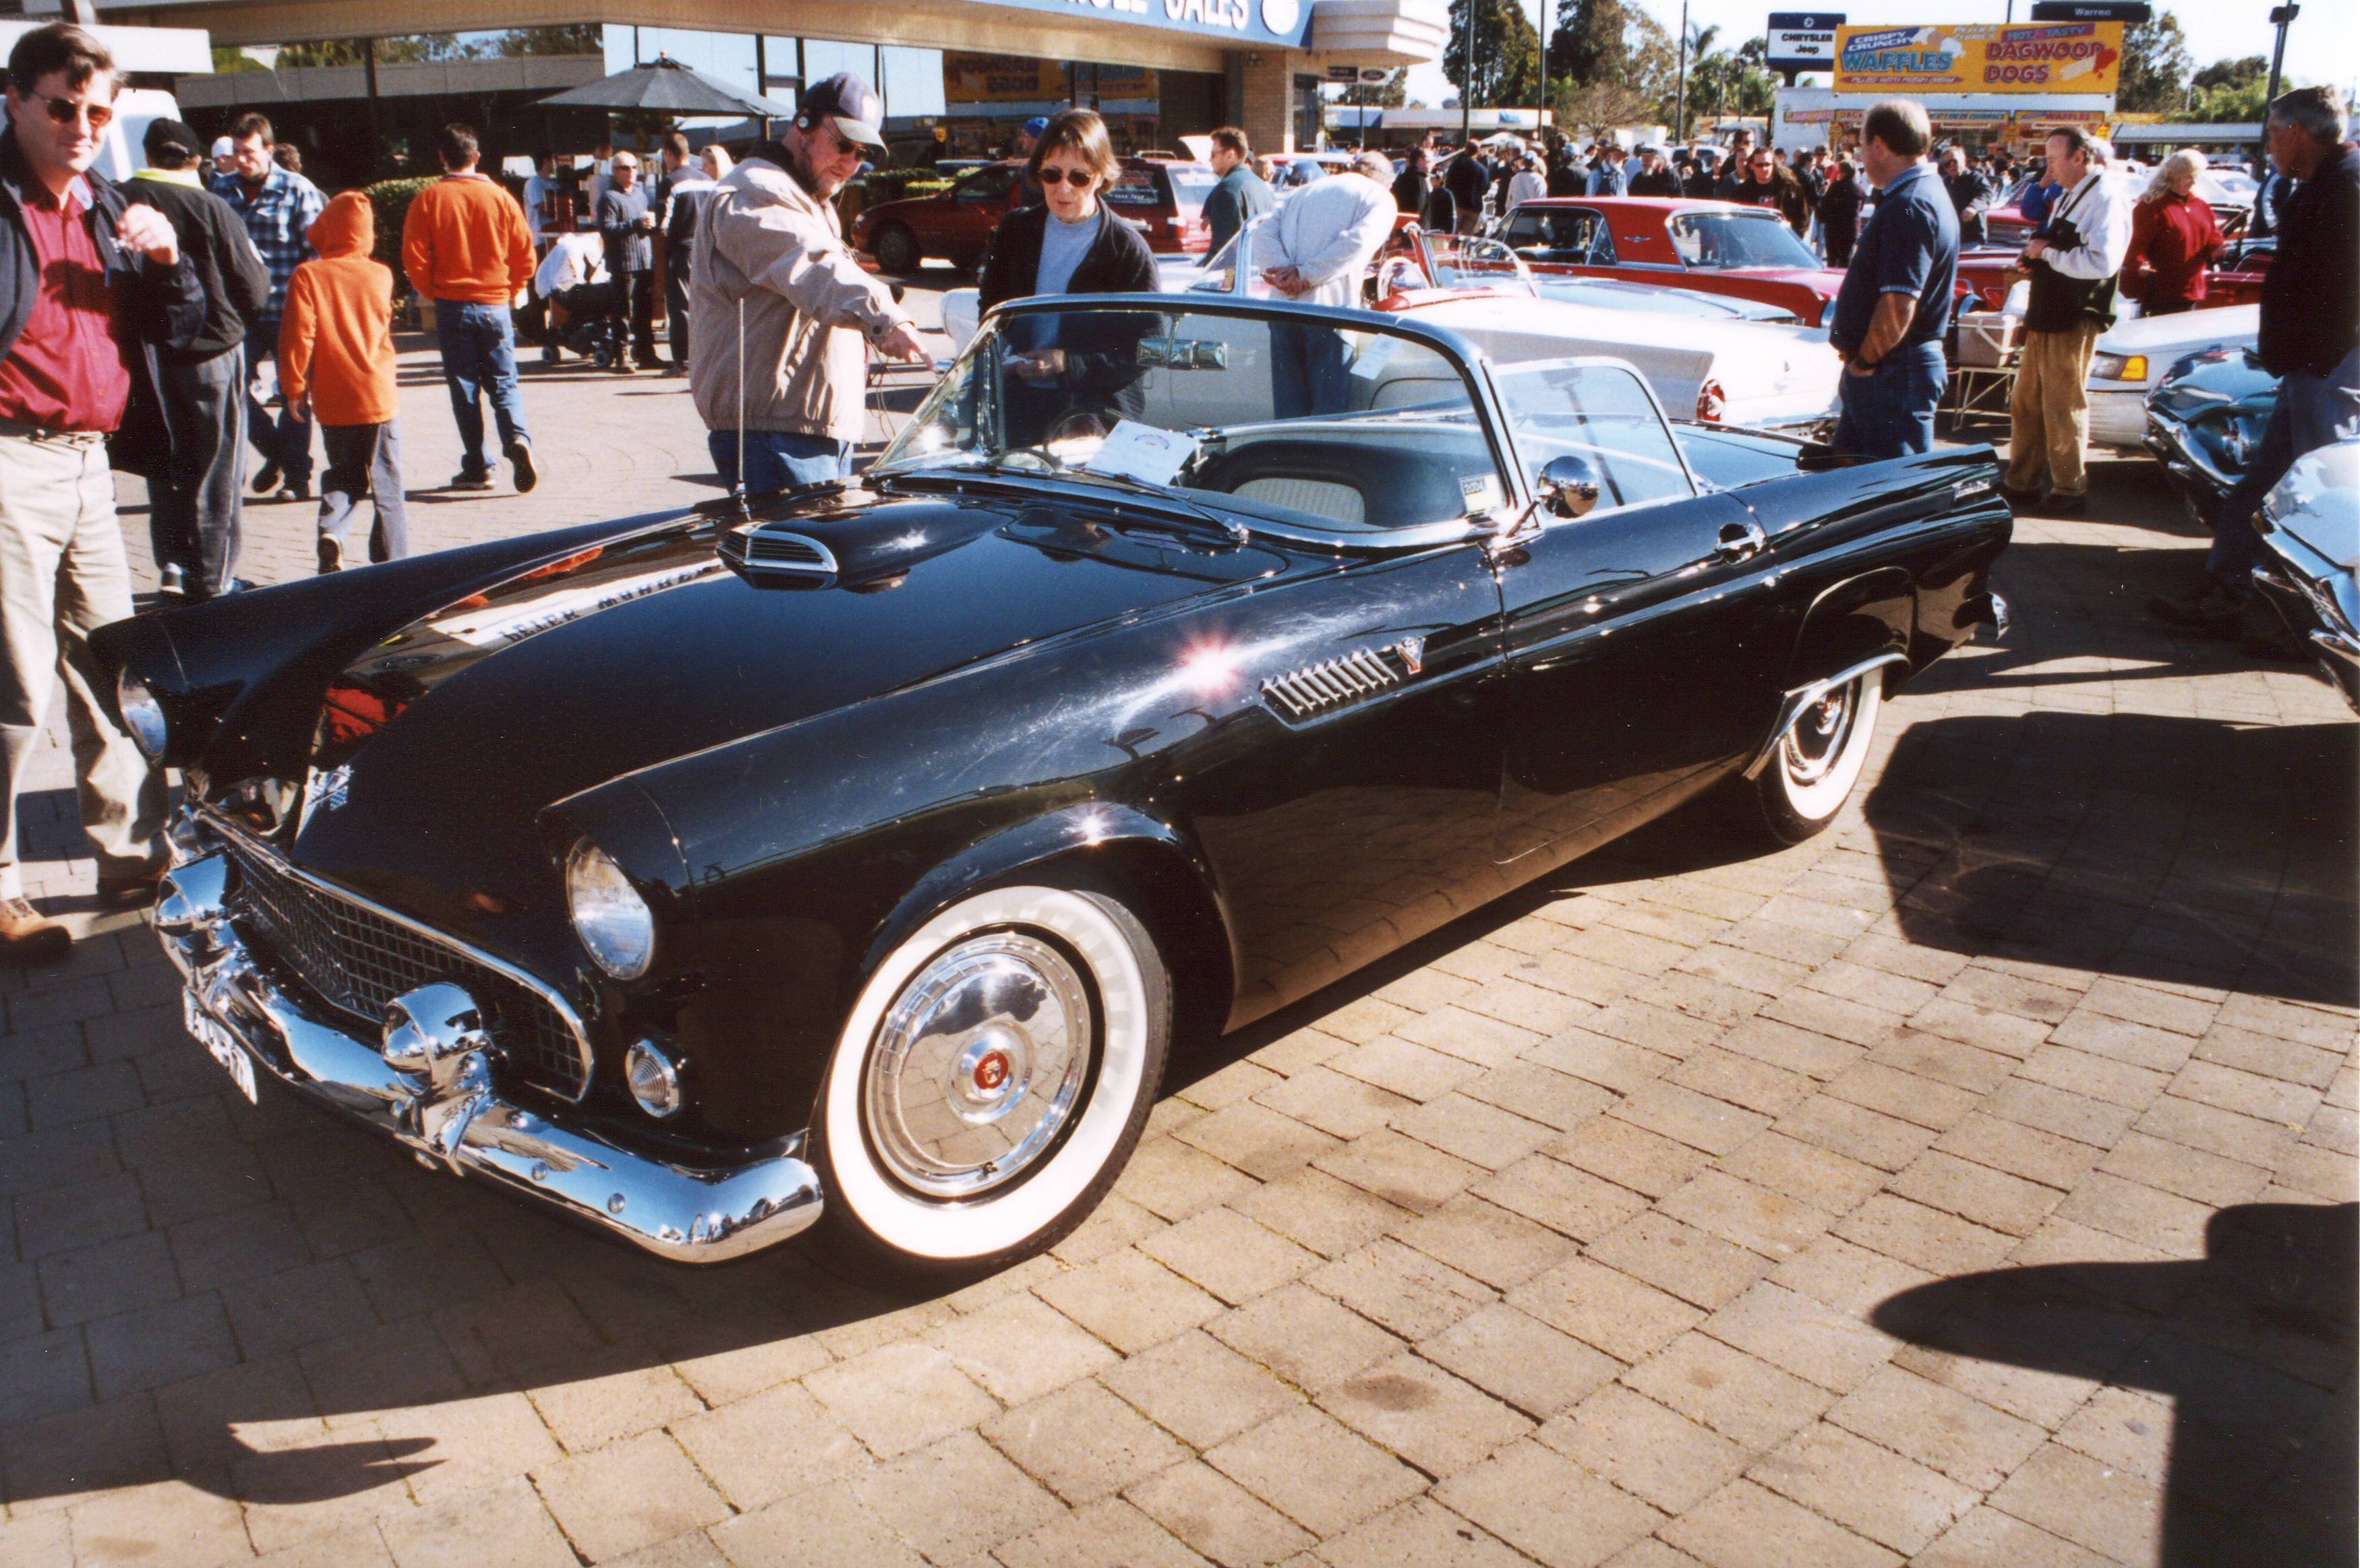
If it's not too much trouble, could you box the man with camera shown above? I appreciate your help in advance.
[2001,126,2131,515]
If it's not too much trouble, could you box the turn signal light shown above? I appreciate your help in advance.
[1696,378,1728,423]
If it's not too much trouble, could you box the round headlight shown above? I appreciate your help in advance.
[565,839,654,980]
[117,670,167,760]
[625,1037,684,1118]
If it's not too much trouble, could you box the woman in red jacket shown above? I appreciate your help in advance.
[2123,149,2224,318]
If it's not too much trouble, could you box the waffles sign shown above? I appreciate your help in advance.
[1833,22,2123,94]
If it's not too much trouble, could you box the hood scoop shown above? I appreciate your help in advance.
[719,521,841,584]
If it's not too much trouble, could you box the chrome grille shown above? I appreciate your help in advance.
[220,835,591,1100]
[719,524,837,578]
[1261,647,1405,721]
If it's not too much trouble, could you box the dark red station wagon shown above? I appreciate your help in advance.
[850,158,1217,274]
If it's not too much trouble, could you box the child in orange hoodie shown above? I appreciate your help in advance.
[278,190,407,572]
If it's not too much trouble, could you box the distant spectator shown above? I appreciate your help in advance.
[2122,149,2222,318]
[1940,146,1993,246]
[1202,125,1274,257]
[701,144,732,181]
[597,148,658,371]
[1585,144,1624,196]
[1508,156,1546,211]
[271,142,301,174]
[403,121,538,489]
[2152,86,2358,642]
[123,116,270,602]
[216,112,323,502]
[1684,149,1721,200]
[660,140,718,375]
[2003,125,2131,514]
[1391,145,1427,214]
[1547,148,1583,197]
[2018,170,2062,229]
[522,148,560,247]
[0,22,196,957]
[533,220,609,365]
[1817,158,1868,268]
[278,190,406,572]
[1828,100,1957,460]
[1732,146,1810,233]
[1418,164,1456,233]
[1444,140,1488,235]
[1256,152,1397,414]
[209,133,235,181]
[1628,146,1681,198]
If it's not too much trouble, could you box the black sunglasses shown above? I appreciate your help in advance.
[30,92,111,130]
[1037,167,1096,187]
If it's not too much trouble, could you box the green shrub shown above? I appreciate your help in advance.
[361,177,434,286]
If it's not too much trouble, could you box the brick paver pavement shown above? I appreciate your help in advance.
[0,294,2351,1568]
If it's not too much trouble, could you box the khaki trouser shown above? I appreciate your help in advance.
[0,428,164,901]
[2005,320,2104,498]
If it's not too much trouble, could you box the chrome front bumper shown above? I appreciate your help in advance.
[155,827,823,1263]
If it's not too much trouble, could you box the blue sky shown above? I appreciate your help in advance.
[1399,0,2357,111]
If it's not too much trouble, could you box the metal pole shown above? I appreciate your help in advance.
[1674,0,1689,142]
[1461,0,1474,137]
[2259,5,2297,191]
[362,36,380,173]
[1539,0,1549,149]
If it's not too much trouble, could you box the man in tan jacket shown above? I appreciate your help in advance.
[689,73,926,491]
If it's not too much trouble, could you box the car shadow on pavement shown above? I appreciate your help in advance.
[1872,1201,2359,1568]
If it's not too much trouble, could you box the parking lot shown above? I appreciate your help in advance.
[1,299,2352,1568]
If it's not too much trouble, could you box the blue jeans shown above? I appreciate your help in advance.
[1271,322,1352,419]
[434,301,531,471]
[1833,340,1945,459]
[708,429,853,495]
[2208,345,2360,594]
[245,326,314,489]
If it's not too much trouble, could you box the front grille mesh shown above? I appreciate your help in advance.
[222,837,590,1100]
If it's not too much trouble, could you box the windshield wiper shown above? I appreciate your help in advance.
[877,454,1250,545]
[1054,467,1250,543]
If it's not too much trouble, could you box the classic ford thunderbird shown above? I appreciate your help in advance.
[103,297,2010,1274]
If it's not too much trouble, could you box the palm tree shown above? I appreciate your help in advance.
[1676,22,1719,139]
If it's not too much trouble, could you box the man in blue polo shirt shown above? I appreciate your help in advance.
[1827,99,1957,459]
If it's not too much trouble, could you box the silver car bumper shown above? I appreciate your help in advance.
[155,817,823,1263]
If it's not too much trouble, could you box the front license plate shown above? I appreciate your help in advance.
[184,992,260,1104]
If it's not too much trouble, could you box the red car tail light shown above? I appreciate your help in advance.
[1696,379,1728,423]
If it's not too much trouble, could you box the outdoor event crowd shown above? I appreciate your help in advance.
[0,13,2353,962]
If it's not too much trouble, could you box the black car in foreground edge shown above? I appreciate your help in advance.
[100,298,2011,1274]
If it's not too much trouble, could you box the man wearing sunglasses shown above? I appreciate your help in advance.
[688,72,927,494]
[0,23,204,960]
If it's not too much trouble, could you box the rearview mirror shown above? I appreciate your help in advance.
[1536,454,1601,519]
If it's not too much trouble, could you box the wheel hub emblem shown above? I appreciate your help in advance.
[973,1050,1011,1092]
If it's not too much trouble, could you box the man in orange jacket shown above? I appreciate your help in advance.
[280,191,407,572]
[401,122,537,493]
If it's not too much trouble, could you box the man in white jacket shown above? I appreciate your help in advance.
[1256,152,1398,415]
[688,73,927,493]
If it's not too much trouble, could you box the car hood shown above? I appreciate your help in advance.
[2268,439,2360,572]
[285,486,1299,956]
[2099,303,2260,357]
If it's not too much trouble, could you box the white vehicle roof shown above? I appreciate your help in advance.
[2097,303,2260,358]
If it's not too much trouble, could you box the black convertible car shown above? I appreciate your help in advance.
[105,297,2011,1273]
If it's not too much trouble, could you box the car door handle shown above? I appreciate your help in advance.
[1713,520,1769,562]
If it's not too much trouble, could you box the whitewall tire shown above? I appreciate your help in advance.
[815,884,1170,1271]
[1752,669,1882,844]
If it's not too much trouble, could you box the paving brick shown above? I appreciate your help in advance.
[1231,1167,1412,1260]
[1825,1061,1981,1131]
[1392,1193,1574,1290]
[1205,1405,1424,1536]
[1249,1065,1411,1140]
[1418,1302,1618,1420]
[1701,1281,1894,1394]
[380,1474,575,1568]
[1889,1344,2101,1430]
[668,1381,868,1512]
[1326,1038,1484,1104]
[1392,1094,1555,1171]
[1525,1030,1677,1096]
[1714,1017,1862,1081]
[1175,1101,1343,1182]
[1036,1248,1224,1355]
[2169,1058,2324,1126]
[2051,1385,2174,1488]
[1612,1081,1773,1158]
[1586,1211,1773,1311]
[1126,1458,1314,1567]
[1474,1153,1651,1244]
[1400,1006,1544,1067]
[709,1476,926,1568]
[1433,1439,1664,1568]
[34,1232,179,1326]
[1623,1332,1833,1451]
[1769,1095,1938,1172]
[1318,1350,1532,1477]
[1657,1170,1835,1259]
[854,1428,1064,1563]
[1459,1062,1617,1131]
[1661,1478,1901,1568]
[2049,1011,2197,1075]
[1833,1193,2017,1275]
[12,1170,146,1261]
[84,1293,236,1401]
[1140,1207,1320,1304]
[2049,1170,2214,1258]
[993,1497,1209,1568]
[1309,1236,1494,1341]
[928,1289,1115,1406]
[1117,1135,1263,1221]
[1865,1031,2019,1097]
[1100,1328,1299,1449]
[1826,1364,2046,1491]
[2017,1046,2170,1112]
[802,1338,1000,1459]
[2094,1128,2270,1209]
[983,1378,1188,1504]
[1540,1385,1746,1513]
[1910,1505,2121,1568]
[1208,1284,1403,1395]
[534,1429,732,1563]
[1668,1049,1816,1120]
[1986,1443,2164,1562]
[2191,1025,2342,1089]
[1318,1495,1535,1568]
[60,1478,249,1568]
[1314,1128,1484,1214]
[1908,998,2056,1059]
[1930,1112,2102,1189]
[1888,1149,2065,1237]
[1508,1256,1702,1364]
[1746,1421,1978,1555]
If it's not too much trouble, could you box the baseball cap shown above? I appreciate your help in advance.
[801,72,887,150]
[144,118,202,162]
[210,135,235,159]
[1022,115,1050,138]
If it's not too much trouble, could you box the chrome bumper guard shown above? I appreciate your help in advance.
[155,829,823,1263]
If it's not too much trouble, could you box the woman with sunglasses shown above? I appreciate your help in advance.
[975,109,1159,444]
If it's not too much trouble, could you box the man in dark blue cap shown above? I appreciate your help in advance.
[1016,115,1049,206]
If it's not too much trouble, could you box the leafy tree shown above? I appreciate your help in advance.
[485,25,606,57]
[2192,55,2267,92]
[1548,0,1629,88]
[1444,0,1542,109]
[1338,73,1408,110]
[2177,80,2269,122]
[2117,13,2193,113]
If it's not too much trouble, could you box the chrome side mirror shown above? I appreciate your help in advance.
[1535,454,1602,519]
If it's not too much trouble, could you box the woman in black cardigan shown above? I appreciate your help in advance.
[976,109,1159,444]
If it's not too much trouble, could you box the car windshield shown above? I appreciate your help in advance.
[878,305,1512,536]
[1162,166,1218,212]
[1669,210,1821,270]
[1421,235,1534,295]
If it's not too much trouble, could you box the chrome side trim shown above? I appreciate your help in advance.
[718,524,839,579]
[1261,646,1403,719]
[1742,652,1911,781]
[156,851,823,1263]
[191,808,598,1101]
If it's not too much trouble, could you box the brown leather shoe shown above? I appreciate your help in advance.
[0,897,70,964]
[96,864,166,909]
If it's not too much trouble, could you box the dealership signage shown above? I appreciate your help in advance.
[977,0,1314,49]
[1833,21,2123,94]
[1767,13,1846,75]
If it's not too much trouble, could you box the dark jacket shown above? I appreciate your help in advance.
[2259,141,2359,379]
[1418,185,1456,233]
[598,184,653,273]
[1628,167,1682,198]
[1944,169,1994,246]
[1546,160,1584,198]
[1818,174,1866,243]
[1391,164,1424,214]
[0,132,205,476]
[977,202,1159,311]
[121,171,270,363]
[1443,154,1489,215]
[1733,169,1810,234]
[1203,164,1276,258]
[1684,167,1719,200]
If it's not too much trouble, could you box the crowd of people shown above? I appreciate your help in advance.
[0,10,2353,961]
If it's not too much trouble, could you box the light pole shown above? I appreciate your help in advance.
[1674,0,1690,142]
[2258,4,2297,188]
[1461,0,1476,138]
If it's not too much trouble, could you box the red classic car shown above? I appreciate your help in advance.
[850,157,1216,274]
[1955,231,2270,315]
[1498,197,1851,326]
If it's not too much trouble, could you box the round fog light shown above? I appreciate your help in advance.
[626,1038,684,1119]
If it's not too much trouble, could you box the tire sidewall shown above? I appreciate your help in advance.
[1759,672,1883,843]
[875,224,918,274]
[813,884,1169,1273]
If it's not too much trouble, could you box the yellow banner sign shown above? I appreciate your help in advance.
[1833,22,2123,95]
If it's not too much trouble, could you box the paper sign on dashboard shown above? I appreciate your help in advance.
[1084,421,1200,487]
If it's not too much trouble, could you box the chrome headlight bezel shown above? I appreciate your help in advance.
[116,669,168,760]
[565,838,655,982]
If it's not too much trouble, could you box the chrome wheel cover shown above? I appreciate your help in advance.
[1783,681,1858,787]
[862,932,1094,1200]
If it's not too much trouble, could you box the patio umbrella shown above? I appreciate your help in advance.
[535,56,798,119]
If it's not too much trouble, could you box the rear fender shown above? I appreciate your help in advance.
[1788,566,1916,687]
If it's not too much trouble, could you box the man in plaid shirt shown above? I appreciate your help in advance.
[214,113,322,502]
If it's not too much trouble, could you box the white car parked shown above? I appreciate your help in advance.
[941,221,1842,438]
[2088,303,2260,453]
